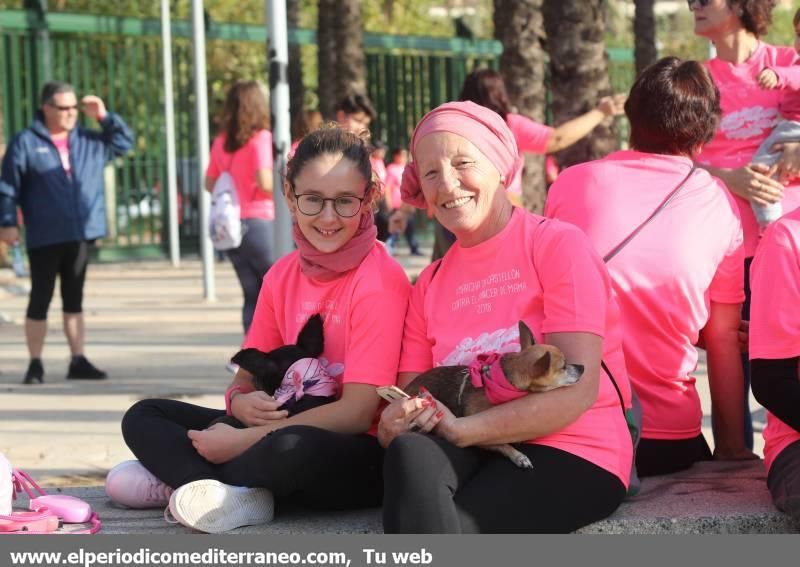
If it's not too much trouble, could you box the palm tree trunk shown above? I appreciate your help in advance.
[543,0,617,168]
[287,0,304,121]
[494,0,547,213]
[334,0,367,99]
[317,0,338,120]
[634,0,658,76]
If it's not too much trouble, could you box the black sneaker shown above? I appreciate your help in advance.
[66,355,108,380]
[23,358,44,385]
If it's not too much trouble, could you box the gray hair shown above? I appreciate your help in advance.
[40,81,75,106]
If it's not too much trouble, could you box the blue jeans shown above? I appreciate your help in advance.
[226,218,273,333]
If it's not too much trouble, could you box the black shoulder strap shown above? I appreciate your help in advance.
[601,166,696,411]
[603,165,697,263]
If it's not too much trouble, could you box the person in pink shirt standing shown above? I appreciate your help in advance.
[205,81,275,334]
[690,0,800,448]
[546,57,757,477]
[420,68,626,260]
[105,125,411,533]
[383,148,422,256]
[379,101,632,533]
[750,205,800,525]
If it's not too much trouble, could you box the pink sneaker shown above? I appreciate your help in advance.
[105,460,173,509]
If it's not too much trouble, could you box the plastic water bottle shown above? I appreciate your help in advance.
[11,242,27,277]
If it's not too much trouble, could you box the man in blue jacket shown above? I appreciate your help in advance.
[0,81,134,384]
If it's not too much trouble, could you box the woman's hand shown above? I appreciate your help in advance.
[772,142,800,184]
[230,390,289,427]
[596,93,626,117]
[720,164,784,205]
[377,396,430,448]
[188,423,253,464]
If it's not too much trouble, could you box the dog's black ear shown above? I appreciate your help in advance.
[531,351,551,377]
[297,314,325,357]
[231,348,273,377]
[519,320,536,349]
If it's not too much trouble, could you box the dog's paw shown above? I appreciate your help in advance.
[512,453,534,469]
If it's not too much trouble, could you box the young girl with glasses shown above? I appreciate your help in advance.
[105,125,411,533]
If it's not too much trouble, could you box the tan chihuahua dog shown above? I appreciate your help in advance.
[404,321,584,468]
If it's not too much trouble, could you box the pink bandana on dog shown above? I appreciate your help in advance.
[400,101,521,208]
[468,353,528,405]
[292,210,377,282]
[274,358,340,406]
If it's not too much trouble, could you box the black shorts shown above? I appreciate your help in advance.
[26,241,91,320]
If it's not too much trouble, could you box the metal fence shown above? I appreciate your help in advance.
[1,9,635,260]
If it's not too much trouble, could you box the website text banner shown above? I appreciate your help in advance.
[0,534,788,567]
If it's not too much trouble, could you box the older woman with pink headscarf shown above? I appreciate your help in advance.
[377,101,633,533]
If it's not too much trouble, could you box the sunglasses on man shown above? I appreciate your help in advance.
[47,103,79,112]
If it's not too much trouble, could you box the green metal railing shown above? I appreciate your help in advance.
[1,9,635,260]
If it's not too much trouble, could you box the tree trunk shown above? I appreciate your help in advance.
[543,0,617,169]
[317,0,338,120]
[334,0,367,100]
[287,0,304,121]
[493,0,547,213]
[634,0,658,76]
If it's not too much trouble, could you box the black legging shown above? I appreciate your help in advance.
[382,433,625,533]
[635,434,713,477]
[121,398,384,510]
[26,240,90,320]
[226,218,273,333]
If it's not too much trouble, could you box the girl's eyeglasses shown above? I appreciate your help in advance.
[687,0,710,8]
[293,193,365,218]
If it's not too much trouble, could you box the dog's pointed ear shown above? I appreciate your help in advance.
[531,351,551,377]
[518,320,536,349]
[231,348,272,377]
[297,314,325,357]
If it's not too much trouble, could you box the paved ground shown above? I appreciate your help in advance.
[0,245,765,488]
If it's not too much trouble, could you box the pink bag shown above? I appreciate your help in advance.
[0,454,100,534]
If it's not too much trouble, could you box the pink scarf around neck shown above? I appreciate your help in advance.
[293,211,378,282]
[468,353,528,405]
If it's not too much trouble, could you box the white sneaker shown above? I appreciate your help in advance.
[167,479,274,533]
[105,460,173,509]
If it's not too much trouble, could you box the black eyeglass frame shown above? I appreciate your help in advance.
[291,191,367,218]
[687,0,710,8]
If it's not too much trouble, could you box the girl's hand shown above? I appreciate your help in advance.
[377,396,429,448]
[772,142,800,184]
[757,68,779,89]
[188,423,252,464]
[230,390,288,427]
[722,164,784,206]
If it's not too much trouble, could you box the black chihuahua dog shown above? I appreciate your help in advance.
[213,314,336,428]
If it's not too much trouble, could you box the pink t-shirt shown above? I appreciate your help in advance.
[243,242,411,431]
[399,209,632,487]
[749,206,800,471]
[52,136,71,176]
[697,43,800,257]
[545,150,745,440]
[207,130,275,220]
[505,113,554,200]
[384,162,405,209]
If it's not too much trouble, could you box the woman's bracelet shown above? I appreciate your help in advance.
[225,383,254,416]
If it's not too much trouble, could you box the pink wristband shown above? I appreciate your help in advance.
[225,384,254,416]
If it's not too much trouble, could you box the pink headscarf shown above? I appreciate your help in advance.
[293,210,377,282]
[468,353,528,405]
[400,101,521,208]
